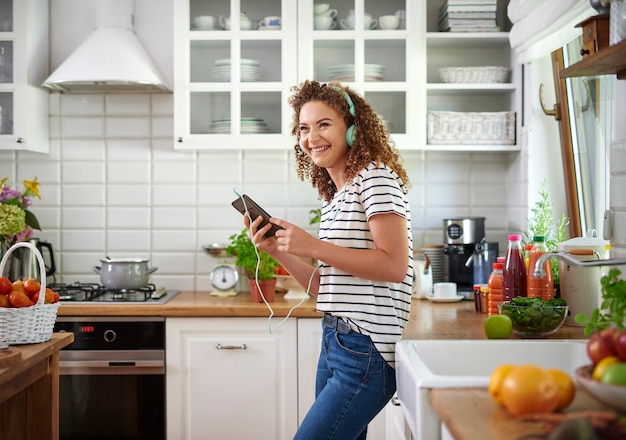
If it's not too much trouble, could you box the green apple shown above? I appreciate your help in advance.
[601,362,626,387]
[484,315,513,339]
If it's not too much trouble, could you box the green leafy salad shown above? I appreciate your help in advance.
[499,296,568,335]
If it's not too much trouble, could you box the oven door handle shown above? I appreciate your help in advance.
[60,360,164,368]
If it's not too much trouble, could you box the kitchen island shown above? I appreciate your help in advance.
[0,333,74,440]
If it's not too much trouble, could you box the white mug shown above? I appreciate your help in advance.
[219,15,231,30]
[314,15,336,30]
[432,282,457,298]
[379,15,399,30]
[260,16,281,28]
[192,15,216,30]
[316,8,337,19]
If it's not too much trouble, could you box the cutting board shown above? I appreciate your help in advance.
[0,347,21,368]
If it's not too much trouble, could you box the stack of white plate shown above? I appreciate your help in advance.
[328,64,385,81]
[208,117,269,134]
[210,58,261,82]
[421,245,448,283]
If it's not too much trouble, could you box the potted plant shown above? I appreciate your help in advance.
[525,178,570,289]
[226,228,279,302]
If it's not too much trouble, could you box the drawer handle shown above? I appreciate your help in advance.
[216,343,247,350]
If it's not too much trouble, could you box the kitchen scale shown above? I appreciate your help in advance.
[204,244,240,297]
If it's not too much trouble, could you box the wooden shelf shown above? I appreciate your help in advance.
[560,38,626,79]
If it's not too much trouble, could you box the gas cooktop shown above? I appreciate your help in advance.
[50,282,181,305]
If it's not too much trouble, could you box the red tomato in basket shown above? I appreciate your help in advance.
[9,290,31,308]
[0,294,10,308]
[0,277,12,295]
[23,278,41,297]
[32,288,55,304]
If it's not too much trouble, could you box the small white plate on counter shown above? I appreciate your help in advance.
[425,295,464,303]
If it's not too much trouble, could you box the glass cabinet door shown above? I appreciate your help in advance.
[175,0,296,149]
[0,0,13,136]
[300,0,412,147]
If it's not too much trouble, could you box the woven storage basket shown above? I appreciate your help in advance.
[428,111,516,145]
[0,242,59,345]
[438,66,510,84]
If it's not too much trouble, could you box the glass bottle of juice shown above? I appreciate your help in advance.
[487,262,504,316]
[503,234,527,300]
[527,235,554,300]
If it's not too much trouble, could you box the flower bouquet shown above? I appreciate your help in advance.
[0,177,42,248]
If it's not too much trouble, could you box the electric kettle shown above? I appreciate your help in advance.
[3,238,56,282]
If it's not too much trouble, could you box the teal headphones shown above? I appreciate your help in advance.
[299,86,356,152]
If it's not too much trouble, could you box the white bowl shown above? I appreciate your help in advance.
[575,364,626,412]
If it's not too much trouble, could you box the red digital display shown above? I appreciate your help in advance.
[80,325,95,333]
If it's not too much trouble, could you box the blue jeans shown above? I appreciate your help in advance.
[294,315,396,440]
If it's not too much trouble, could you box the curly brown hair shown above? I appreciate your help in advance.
[288,80,410,202]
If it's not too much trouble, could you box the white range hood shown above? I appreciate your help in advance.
[42,0,170,93]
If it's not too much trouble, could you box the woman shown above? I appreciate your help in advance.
[244,80,413,439]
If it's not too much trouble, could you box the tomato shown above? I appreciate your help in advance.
[32,288,55,304]
[23,278,41,296]
[499,364,559,416]
[0,294,10,308]
[11,280,25,295]
[0,277,12,295]
[52,291,60,303]
[546,368,576,410]
[8,290,31,308]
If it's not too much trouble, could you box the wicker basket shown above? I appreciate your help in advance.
[438,66,510,84]
[0,242,59,345]
[428,111,516,145]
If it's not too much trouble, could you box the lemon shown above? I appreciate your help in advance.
[592,356,620,381]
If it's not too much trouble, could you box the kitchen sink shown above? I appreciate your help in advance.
[396,339,589,440]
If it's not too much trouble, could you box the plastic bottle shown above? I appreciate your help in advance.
[524,243,533,270]
[503,234,527,301]
[527,235,554,300]
[487,262,504,316]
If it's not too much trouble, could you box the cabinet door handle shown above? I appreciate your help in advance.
[391,395,402,406]
[216,343,247,350]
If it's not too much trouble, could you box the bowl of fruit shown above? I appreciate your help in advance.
[498,297,568,338]
[575,327,626,412]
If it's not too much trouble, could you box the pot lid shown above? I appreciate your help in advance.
[557,229,610,249]
[100,258,149,263]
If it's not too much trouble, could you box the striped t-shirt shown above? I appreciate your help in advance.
[316,162,413,367]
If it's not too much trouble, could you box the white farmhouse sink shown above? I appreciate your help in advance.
[396,339,589,440]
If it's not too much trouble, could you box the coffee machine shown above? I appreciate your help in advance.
[442,217,498,295]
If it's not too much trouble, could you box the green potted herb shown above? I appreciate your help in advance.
[226,228,279,302]
[525,178,570,285]
[574,268,626,334]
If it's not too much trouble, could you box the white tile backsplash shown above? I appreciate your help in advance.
[6,93,525,290]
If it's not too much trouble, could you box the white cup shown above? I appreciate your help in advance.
[341,13,377,30]
[314,14,336,30]
[314,3,330,14]
[192,15,216,30]
[260,16,281,28]
[432,282,457,298]
[316,8,337,19]
[219,15,231,30]
[379,15,399,30]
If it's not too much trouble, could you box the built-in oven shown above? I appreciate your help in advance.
[54,316,166,440]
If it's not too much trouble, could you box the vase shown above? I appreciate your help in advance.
[248,278,277,303]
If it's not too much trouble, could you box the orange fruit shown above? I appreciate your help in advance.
[488,364,516,407]
[500,364,559,416]
[546,368,576,410]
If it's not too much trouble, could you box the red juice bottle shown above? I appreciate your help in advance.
[503,234,527,301]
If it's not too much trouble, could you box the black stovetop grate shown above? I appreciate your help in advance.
[49,282,158,302]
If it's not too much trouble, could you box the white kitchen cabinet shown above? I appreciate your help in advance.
[297,0,417,150]
[166,317,298,440]
[174,0,519,152]
[173,0,298,150]
[423,0,520,151]
[0,0,49,153]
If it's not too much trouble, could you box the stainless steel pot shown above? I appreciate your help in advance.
[91,258,158,290]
